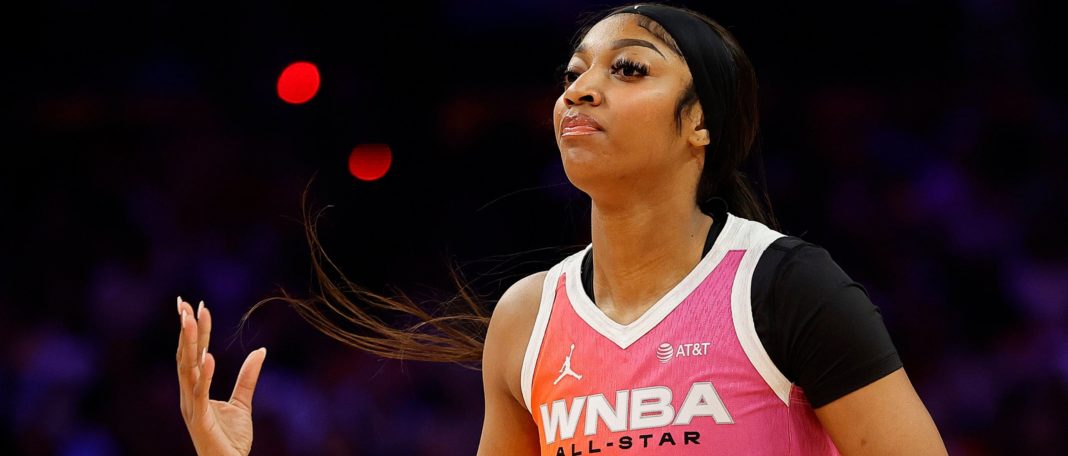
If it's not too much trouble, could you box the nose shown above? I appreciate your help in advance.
[563,71,603,107]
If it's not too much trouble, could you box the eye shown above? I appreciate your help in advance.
[562,69,581,87]
[557,58,650,90]
[611,58,649,79]
[558,63,581,89]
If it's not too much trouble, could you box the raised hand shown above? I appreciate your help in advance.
[176,297,267,456]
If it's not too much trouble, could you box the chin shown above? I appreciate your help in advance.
[560,150,617,191]
[560,144,605,168]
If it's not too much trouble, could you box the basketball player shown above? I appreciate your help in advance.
[175,3,947,455]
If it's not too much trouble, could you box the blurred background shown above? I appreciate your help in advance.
[3,0,1066,454]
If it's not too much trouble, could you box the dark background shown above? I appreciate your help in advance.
[3,0,1067,454]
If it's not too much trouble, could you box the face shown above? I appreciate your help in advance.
[553,13,710,205]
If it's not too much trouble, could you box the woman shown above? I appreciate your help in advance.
[175,3,947,455]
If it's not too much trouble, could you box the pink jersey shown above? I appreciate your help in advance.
[521,213,841,455]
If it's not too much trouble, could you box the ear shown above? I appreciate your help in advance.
[686,104,711,150]
[689,128,710,149]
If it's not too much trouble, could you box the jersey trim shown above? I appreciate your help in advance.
[521,261,566,413]
[562,213,743,350]
[728,218,792,405]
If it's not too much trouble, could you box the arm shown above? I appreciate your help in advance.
[815,368,946,455]
[754,240,946,455]
[476,272,546,456]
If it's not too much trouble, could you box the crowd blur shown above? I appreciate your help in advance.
[3,0,1065,454]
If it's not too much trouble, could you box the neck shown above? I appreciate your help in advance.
[589,191,713,325]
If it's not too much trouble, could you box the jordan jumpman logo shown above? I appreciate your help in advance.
[554,343,583,385]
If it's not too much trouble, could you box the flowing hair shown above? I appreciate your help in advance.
[241,2,777,367]
[239,181,491,366]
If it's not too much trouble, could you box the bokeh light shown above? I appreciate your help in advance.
[348,144,393,181]
[276,61,320,104]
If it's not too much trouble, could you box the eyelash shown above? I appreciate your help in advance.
[561,58,650,88]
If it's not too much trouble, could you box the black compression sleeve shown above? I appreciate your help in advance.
[752,237,903,408]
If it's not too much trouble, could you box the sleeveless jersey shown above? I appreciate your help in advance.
[520,212,841,455]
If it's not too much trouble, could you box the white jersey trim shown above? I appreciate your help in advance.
[521,261,566,413]
[563,213,743,350]
[727,217,792,405]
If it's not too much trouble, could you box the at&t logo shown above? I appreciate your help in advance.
[656,342,712,363]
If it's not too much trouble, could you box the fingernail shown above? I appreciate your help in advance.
[181,309,187,325]
[176,296,182,314]
[201,348,207,367]
[197,300,205,319]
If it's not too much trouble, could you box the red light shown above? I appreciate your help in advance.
[348,144,392,181]
[277,61,320,104]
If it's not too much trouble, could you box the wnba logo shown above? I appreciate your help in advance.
[656,343,674,363]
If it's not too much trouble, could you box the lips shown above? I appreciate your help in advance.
[561,112,604,136]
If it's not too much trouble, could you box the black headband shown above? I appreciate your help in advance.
[610,4,736,148]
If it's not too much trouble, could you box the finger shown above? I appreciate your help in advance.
[179,308,201,389]
[194,351,216,406]
[178,299,197,324]
[177,298,199,358]
[175,296,186,362]
[176,308,198,421]
[196,301,212,365]
[177,307,190,409]
[230,348,267,413]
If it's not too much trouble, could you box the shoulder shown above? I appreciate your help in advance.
[723,214,856,305]
[483,270,549,405]
[726,213,854,297]
[750,236,902,408]
[752,235,871,338]
[754,236,857,300]
[490,270,549,334]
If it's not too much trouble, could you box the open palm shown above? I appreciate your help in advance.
[176,297,266,456]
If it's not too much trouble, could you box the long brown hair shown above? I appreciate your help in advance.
[242,2,777,366]
[240,182,491,366]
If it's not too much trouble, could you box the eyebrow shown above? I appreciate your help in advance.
[574,38,666,59]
